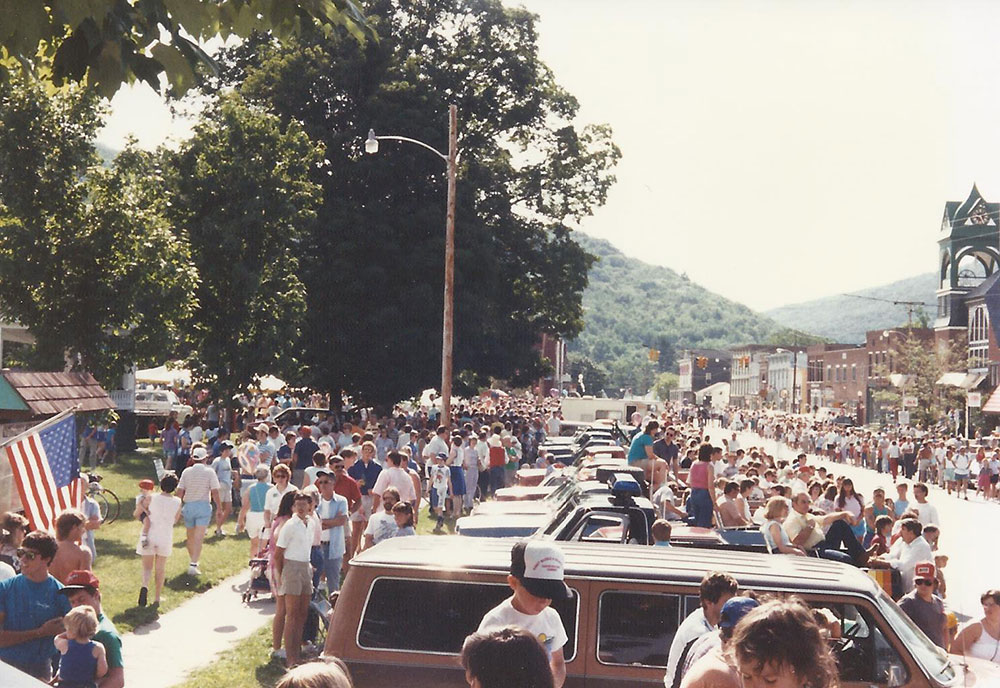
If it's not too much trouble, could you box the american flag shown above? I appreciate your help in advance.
[3,411,86,532]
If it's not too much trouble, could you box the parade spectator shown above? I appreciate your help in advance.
[162,420,179,470]
[363,487,400,549]
[477,541,571,688]
[50,509,93,583]
[292,426,320,487]
[717,481,750,527]
[265,464,295,530]
[276,657,355,688]
[898,561,947,648]
[175,444,222,576]
[665,571,738,684]
[464,435,481,512]
[137,472,182,607]
[57,570,124,688]
[212,441,236,535]
[871,518,933,595]
[951,589,1000,664]
[240,465,272,555]
[370,450,416,512]
[835,478,866,542]
[0,530,71,679]
[675,597,760,688]
[347,441,381,555]
[686,444,716,528]
[304,451,328,488]
[0,512,29,573]
[54,604,108,686]
[863,487,893,546]
[81,492,103,563]
[392,502,416,537]
[487,427,506,496]
[461,627,554,688]
[329,454,361,564]
[314,470,348,592]
[760,497,805,556]
[268,490,298,662]
[911,483,940,526]
[785,491,868,566]
[651,519,673,547]
[730,599,838,688]
[274,492,317,667]
[429,452,452,533]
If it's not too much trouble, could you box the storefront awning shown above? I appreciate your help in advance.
[935,372,987,389]
[984,388,1000,414]
[888,374,913,388]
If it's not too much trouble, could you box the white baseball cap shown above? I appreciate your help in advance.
[511,541,570,601]
[191,447,209,461]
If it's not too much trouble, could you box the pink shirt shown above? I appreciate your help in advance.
[371,466,417,502]
[689,462,710,490]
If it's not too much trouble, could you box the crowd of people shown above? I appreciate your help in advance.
[3,388,1000,685]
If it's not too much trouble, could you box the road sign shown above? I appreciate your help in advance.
[903,396,918,408]
[968,392,982,408]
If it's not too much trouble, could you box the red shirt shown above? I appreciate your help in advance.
[334,473,362,509]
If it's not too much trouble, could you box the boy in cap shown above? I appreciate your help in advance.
[477,541,570,687]
[674,596,760,688]
[898,561,947,648]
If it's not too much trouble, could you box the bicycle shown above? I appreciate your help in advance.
[86,473,121,525]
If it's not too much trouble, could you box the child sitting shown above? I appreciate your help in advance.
[866,515,893,558]
[651,519,672,547]
[54,605,108,688]
[392,502,416,537]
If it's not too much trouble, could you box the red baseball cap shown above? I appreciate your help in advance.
[914,561,936,580]
[58,570,100,593]
[138,479,156,490]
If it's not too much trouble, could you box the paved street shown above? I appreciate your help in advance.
[725,425,995,617]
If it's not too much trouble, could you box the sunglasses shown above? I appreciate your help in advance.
[16,548,38,561]
[915,579,935,587]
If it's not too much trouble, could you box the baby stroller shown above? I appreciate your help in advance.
[242,527,272,603]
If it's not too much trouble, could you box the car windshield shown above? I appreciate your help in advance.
[875,590,956,684]
[543,479,580,507]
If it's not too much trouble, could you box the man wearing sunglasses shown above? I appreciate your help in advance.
[898,561,947,649]
[0,530,72,679]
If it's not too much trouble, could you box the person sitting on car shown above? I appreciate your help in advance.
[784,491,869,567]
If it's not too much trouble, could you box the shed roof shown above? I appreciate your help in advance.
[0,371,114,417]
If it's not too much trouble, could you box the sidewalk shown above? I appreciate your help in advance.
[121,569,275,688]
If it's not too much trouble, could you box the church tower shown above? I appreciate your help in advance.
[935,184,1000,332]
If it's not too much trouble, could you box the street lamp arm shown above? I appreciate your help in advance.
[374,134,448,162]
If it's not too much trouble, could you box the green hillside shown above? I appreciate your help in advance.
[764,272,937,343]
[571,234,810,394]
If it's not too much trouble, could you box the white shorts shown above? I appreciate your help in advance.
[136,534,173,557]
[350,495,374,522]
[245,511,265,539]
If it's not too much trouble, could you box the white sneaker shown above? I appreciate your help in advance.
[187,563,201,576]
[271,648,286,660]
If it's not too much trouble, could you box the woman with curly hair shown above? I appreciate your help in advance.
[730,599,839,688]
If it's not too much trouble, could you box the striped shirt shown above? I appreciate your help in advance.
[177,463,220,502]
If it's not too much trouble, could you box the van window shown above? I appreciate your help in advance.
[809,602,908,685]
[358,578,578,660]
[597,590,680,667]
[574,514,627,543]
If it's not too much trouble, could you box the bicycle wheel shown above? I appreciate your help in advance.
[90,492,111,522]
[101,489,121,525]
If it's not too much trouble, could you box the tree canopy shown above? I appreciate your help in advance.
[0,0,373,98]
[202,0,621,406]
[0,76,196,382]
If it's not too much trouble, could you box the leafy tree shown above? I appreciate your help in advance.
[0,0,373,98]
[653,372,679,401]
[0,76,196,384]
[870,335,965,427]
[166,94,322,407]
[205,0,620,407]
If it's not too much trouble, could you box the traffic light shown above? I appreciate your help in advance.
[648,348,660,362]
[696,356,708,369]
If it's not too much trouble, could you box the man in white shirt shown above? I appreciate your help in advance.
[370,451,416,512]
[911,483,940,527]
[872,518,933,595]
[314,471,348,593]
[423,426,450,462]
[175,445,221,576]
[546,412,561,438]
[274,492,317,666]
[663,571,738,688]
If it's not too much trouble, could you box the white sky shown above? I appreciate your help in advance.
[97,0,1000,310]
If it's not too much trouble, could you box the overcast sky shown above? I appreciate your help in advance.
[97,0,1000,311]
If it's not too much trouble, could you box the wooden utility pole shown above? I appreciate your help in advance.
[440,104,457,428]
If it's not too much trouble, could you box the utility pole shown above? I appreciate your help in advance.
[441,104,457,428]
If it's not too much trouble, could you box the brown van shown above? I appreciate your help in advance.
[324,536,1000,687]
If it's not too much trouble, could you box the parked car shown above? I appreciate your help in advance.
[272,407,331,427]
[325,536,1000,687]
[133,389,192,421]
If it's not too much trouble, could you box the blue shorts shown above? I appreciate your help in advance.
[182,500,213,527]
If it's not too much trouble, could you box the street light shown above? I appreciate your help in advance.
[365,105,458,427]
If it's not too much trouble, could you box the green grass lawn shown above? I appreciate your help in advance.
[89,440,253,633]
[171,501,459,687]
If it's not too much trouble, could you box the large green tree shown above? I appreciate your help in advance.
[206,0,620,406]
[0,0,373,97]
[0,76,195,384]
[166,94,322,406]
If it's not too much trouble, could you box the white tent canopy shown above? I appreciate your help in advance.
[255,374,286,392]
[136,364,191,386]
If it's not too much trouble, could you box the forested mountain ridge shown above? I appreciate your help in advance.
[571,234,806,393]
[764,272,937,343]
